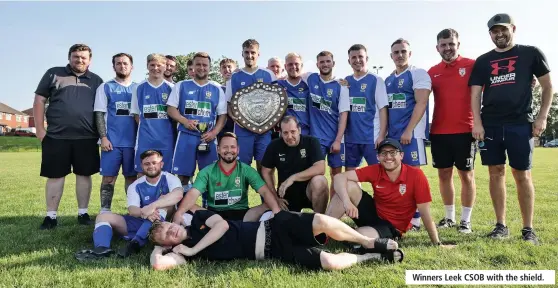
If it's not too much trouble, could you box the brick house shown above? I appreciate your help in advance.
[0,102,29,133]
[21,107,47,129]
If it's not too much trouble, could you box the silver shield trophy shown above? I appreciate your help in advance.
[229,82,288,134]
[197,122,213,152]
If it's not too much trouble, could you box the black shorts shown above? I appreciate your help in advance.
[354,191,401,239]
[284,181,313,212]
[480,124,533,170]
[268,211,327,270]
[430,133,476,171]
[208,207,248,221]
[40,136,100,178]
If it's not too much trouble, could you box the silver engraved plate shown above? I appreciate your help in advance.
[230,82,288,134]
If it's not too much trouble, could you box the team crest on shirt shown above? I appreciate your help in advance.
[161,93,169,103]
[300,149,306,158]
[398,79,404,88]
[235,177,240,188]
[257,78,264,83]
[327,89,333,96]
[459,68,466,77]
[360,83,367,92]
[399,184,407,195]
[411,151,418,161]
[205,91,212,99]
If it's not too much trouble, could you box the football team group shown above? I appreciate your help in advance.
[31,13,553,271]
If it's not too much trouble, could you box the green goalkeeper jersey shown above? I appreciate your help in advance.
[193,160,265,211]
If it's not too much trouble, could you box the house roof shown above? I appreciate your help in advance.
[21,108,33,115]
[0,102,26,116]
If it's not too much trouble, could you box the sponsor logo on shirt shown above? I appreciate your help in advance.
[310,94,332,114]
[184,100,212,117]
[350,97,366,112]
[115,101,131,116]
[143,104,168,119]
[399,184,406,195]
[387,93,406,109]
[214,189,242,206]
[288,97,306,112]
[490,57,517,86]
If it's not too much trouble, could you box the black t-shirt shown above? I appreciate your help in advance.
[468,44,550,125]
[34,65,103,139]
[261,135,324,185]
[183,210,259,260]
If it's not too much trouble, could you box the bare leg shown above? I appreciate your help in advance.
[511,168,534,228]
[458,170,476,208]
[325,181,362,219]
[76,175,92,210]
[307,175,329,214]
[488,165,506,225]
[178,175,190,187]
[46,177,65,211]
[243,204,269,222]
[329,167,343,199]
[100,176,116,213]
[438,168,455,207]
[312,213,397,250]
[95,212,128,236]
[320,251,403,271]
[124,176,136,194]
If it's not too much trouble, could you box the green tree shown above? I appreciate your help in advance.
[173,53,238,84]
[532,83,558,140]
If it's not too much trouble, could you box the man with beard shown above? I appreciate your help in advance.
[34,44,104,229]
[261,116,329,213]
[275,53,311,135]
[302,51,350,197]
[344,44,389,170]
[164,55,178,83]
[167,52,227,191]
[218,58,237,137]
[225,39,276,175]
[427,29,477,234]
[172,132,283,222]
[131,54,175,174]
[469,14,553,244]
[326,139,445,247]
[149,208,403,271]
[74,150,184,260]
[384,39,432,231]
[94,53,138,214]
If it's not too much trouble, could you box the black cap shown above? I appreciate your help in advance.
[377,138,403,152]
[487,13,514,30]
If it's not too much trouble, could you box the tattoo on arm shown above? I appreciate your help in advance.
[95,111,107,138]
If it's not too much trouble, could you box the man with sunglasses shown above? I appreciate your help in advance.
[326,139,444,246]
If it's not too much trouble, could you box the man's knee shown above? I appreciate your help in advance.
[102,176,116,185]
[309,176,328,196]
[47,177,65,185]
[511,168,532,183]
[438,168,453,181]
[488,165,506,178]
[95,212,117,224]
[346,182,363,204]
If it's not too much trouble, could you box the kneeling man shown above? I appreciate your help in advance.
[261,116,329,213]
[149,208,403,271]
[327,139,443,245]
[173,132,282,223]
[75,150,184,260]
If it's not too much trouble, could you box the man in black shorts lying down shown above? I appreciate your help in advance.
[148,206,404,271]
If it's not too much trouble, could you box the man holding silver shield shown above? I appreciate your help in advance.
[225,39,277,175]
[167,52,227,188]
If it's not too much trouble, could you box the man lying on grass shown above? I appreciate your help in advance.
[148,206,404,271]
[75,150,184,260]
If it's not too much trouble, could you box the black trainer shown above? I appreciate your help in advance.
[78,213,93,225]
[40,216,58,230]
[521,228,539,245]
[437,218,456,228]
[117,240,141,258]
[409,225,420,232]
[457,220,472,234]
[487,223,509,239]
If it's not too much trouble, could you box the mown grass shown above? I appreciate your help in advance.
[0,136,41,152]
[0,149,557,287]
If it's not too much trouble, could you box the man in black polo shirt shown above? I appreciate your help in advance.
[469,13,553,245]
[261,116,329,213]
[33,44,104,230]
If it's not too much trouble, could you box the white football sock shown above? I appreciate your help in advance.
[445,205,455,221]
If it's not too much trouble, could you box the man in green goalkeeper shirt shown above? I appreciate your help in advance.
[173,132,283,223]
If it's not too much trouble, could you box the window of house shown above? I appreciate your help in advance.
[6,114,12,120]
[0,113,3,120]
[16,115,22,122]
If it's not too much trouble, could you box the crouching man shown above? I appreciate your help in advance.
[75,150,184,260]
[149,207,404,271]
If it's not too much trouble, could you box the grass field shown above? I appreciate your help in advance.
[1,149,557,287]
[0,136,41,152]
